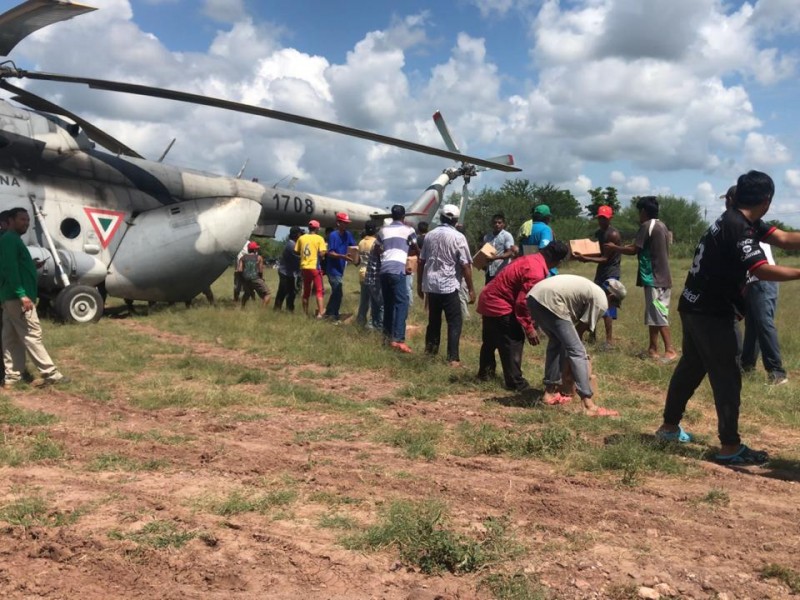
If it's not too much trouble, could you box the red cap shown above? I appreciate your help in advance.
[335,212,350,223]
[308,219,320,229]
[247,241,259,251]
[597,205,613,219]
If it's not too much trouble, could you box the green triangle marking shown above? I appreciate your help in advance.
[98,217,113,233]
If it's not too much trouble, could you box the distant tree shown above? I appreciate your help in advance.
[462,179,581,247]
[585,186,621,218]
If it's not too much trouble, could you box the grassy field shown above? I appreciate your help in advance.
[0,257,798,599]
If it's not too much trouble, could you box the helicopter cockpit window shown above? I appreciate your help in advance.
[60,218,81,239]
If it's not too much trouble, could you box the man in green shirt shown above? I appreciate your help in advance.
[0,207,66,388]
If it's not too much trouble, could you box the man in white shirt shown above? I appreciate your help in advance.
[418,204,475,367]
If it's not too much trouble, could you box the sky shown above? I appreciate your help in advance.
[5,0,800,225]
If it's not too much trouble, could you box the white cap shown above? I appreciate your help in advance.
[440,203,460,219]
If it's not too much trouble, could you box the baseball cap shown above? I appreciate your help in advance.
[597,205,613,219]
[308,219,320,229]
[335,211,350,223]
[533,204,551,217]
[391,204,406,219]
[440,203,460,219]
[605,279,627,304]
[247,241,259,251]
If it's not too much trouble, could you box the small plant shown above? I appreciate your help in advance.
[761,563,800,594]
[481,572,549,600]
[0,494,87,527]
[109,520,198,548]
[698,488,730,507]
[343,498,522,574]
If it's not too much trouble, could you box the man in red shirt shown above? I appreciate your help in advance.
[477,241,568,391]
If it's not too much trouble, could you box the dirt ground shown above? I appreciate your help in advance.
[0,320,798,600]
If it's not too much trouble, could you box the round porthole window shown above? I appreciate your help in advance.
[60,218,81,239]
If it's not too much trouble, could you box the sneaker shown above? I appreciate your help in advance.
[390,341,413,354]
[31,375,70,388]
[767,372,788,386]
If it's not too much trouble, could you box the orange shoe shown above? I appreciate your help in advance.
[390,341,413,354]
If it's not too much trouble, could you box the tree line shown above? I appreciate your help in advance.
[460,179,709,258]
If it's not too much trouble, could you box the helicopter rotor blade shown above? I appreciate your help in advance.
[0,68,520,172]
[0,79,143,158]
[432,110,461,154]
[0,0,96,57]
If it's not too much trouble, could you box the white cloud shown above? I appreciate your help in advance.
[7,0,800,225]
[743,132,791,166]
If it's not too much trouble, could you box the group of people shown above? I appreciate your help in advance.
[3,168,795,467]
[259,169,797,465]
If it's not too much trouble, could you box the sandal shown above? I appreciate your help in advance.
[714,444,769,466]
[655,425,693,443]
[543,393,571,405]
[586,406,619,417]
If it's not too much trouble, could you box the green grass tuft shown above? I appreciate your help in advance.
[343,498,522,574]
[761,563,800,593]
[108,520,198,549]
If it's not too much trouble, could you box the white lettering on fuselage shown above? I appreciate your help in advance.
[0,175,20,187]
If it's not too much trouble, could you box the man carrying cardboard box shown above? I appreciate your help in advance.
[573,205,622,348]
[482,213,515,285]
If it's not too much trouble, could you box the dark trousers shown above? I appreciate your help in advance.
[425,291,463,361]
[275,273,297,311]
[479,314,528,391]
[664,312,741,446]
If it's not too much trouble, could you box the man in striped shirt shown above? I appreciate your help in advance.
[374,206,418,353]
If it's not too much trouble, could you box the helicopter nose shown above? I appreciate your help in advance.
[104,197,261,302]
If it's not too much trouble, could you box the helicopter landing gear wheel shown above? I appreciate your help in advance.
[55,285,104,324]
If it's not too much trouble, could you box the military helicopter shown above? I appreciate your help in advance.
[0,0,519,323]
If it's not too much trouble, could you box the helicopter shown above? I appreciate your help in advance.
[0,0,519,323]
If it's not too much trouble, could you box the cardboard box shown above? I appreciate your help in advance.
[569,238,601,257]
[405,255,418,273]
[347,246,360,265]
[472,242,497,271]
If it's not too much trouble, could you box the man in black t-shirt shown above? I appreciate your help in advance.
[656,170,800,465]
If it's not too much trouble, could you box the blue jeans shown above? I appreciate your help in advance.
[380,273,409,342]
[742,280,785,376]
[357,282,384,329]
[325,275,343,319]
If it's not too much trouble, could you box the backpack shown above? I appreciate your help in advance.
[241,254,260,281]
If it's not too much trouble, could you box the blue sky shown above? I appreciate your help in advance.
[8,0,800,225]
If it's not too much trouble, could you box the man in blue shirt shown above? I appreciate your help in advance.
[517,204,554,252]
[323,212,355,322]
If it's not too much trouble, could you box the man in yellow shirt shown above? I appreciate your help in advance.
[295,220,328,317]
